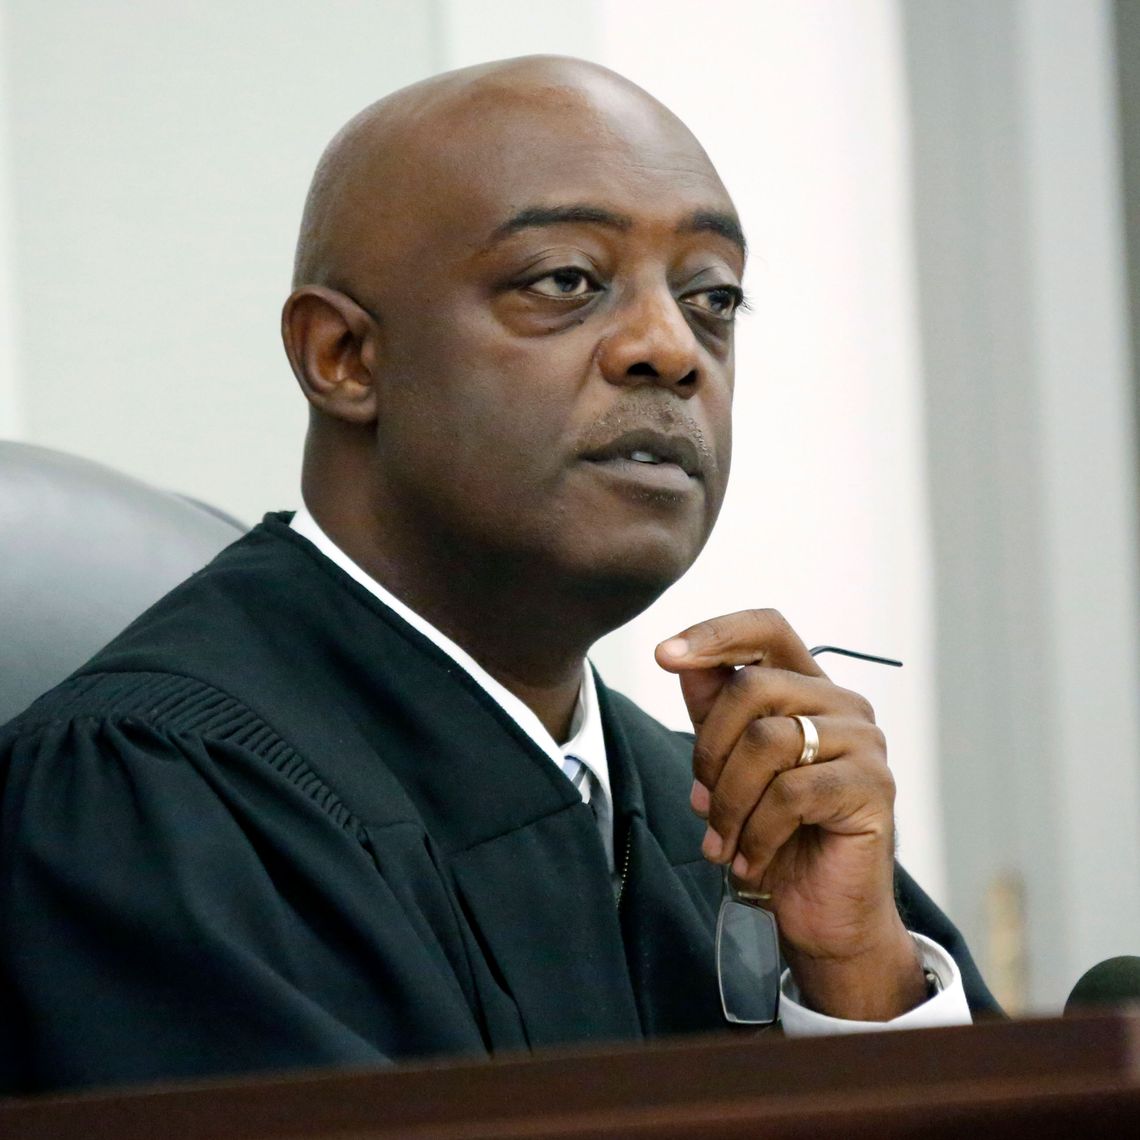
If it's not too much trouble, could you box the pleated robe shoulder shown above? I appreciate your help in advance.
[0,515,998,1093]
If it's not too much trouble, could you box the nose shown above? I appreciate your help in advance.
[596,286,701,395]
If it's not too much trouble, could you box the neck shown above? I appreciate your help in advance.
[300,435,662,740]
[380,554,592,741]
[385,555,596,741]
[304,513,604,744]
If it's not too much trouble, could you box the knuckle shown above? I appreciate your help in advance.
[875,764,897,800]
[804,762,839,801]
[691,739,719,781]
[710,773,757,832]
[856,760,895,807]
[756,607,786,630]
[766,772,798,811]
[742,717,777,754]
[726,665,754,694]
[764,609,796,645]
[839,686,877,723]
[704,615,733,646]
[744,609,785,652]
[728,666,775,713]
[866,724,888,759]
[736,827,767,866]
[707,789,743,837]
[870,779,897,816]
[851,720,887,761]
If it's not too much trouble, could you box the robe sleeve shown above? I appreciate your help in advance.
[0,714,484,1094]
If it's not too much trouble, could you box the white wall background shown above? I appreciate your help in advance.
[0,0,442,524]
[0,1,19,438]
[1,0,1137,1010]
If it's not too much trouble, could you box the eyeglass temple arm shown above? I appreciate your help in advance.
[808,645,903,668]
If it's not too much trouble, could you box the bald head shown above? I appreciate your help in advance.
[292,56,726,295]
[282,55,742,651]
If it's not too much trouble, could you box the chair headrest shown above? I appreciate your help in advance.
[0,442,247,724]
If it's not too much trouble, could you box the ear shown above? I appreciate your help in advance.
[281,286,380,424]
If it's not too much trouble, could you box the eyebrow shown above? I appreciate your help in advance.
[489,205,632,243]
[680,210,748,258]
[488,203,747,257]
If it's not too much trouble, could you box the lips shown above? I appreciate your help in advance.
[581,430,704,478]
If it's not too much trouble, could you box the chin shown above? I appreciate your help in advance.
[562,538,700,628]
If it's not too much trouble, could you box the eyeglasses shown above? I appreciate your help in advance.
[714,644,902,1025]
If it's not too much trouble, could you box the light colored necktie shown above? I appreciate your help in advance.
[561,752,597,817]
[564,752,618,888]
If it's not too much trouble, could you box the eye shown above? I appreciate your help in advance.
[526,267,598,299]
[683,284,746,320]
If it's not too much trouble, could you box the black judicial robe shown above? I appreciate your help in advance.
[0,514,997,1094]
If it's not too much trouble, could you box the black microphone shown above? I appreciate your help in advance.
[1064,956,1140,1014]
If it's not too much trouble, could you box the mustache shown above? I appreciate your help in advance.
[577,403,718,476]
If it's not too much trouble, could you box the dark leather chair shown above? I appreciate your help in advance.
[0,442,247,724]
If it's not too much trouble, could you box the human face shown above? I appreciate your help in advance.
[363,81,741,604]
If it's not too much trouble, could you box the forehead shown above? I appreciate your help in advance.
[399,80,738,255]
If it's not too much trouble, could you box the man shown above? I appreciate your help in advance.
[0,56,995,1095]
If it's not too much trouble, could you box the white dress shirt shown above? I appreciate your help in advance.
[288,506,971,1035]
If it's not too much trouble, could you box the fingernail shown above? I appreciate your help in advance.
[731,853,749,878]
[701,826,723,860]
[690,780,710,816]
[659,637,690,660]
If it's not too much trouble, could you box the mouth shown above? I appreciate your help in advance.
[581,430,704,479]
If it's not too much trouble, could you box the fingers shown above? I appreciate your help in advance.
[657,608,823,674]
[691,664,877,793]
[699,712,889,867]
[656,608,825,728]
[728,758,895,890]
[655,607,895,897]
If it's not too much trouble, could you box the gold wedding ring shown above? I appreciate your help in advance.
[791,713,820,766]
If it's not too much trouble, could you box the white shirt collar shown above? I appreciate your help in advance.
[288,506,612,856]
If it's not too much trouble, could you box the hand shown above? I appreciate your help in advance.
[656,608,926,1020]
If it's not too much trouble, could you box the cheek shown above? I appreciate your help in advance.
[700,368,734,489]
[717,402,733,483]
[391,342,585,497]
[434,317,588,453]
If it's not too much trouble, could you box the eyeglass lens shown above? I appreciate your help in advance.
[716,893,781,1024]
